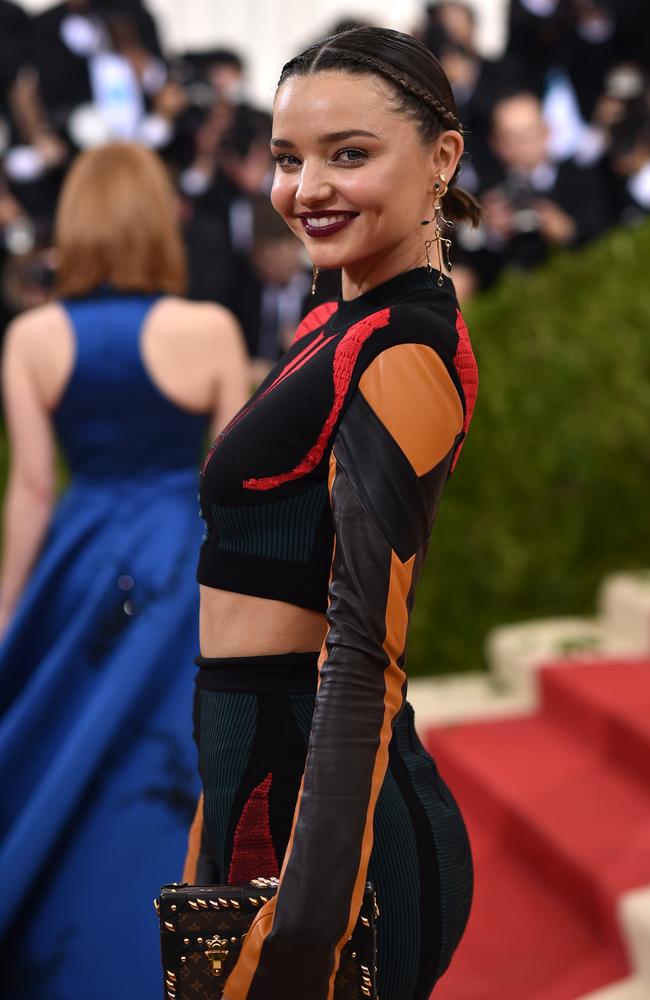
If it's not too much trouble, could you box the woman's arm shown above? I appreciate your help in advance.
[223,341,468,1000]
[0,318,57,634]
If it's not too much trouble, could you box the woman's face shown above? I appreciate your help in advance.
[270,70,462,291]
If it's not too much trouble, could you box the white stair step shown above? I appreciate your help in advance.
[485,617,606,696]
[484,572,650,700]
[577,885,650,998]
[618,885,650,983]
[599,572,650,655]
[408,672,533,729]
[578,977,650,1000]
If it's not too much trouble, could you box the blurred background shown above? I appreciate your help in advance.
[1,0,649,673]
[0,2,649,999]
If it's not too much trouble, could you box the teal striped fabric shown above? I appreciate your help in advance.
[210,483,327,563]
[368,768,421,1000]
[289,693,316,743]
[198,691,258,881]
[393,706,473,981]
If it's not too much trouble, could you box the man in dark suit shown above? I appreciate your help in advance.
[481,90,613,272]
[449,88,614,297]
[506,0,649,120]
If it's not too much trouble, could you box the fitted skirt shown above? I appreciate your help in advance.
[191,652,473,1000]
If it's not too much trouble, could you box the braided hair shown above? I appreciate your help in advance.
[277,26,481,227]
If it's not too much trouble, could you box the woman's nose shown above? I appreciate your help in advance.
[296,162,334,205]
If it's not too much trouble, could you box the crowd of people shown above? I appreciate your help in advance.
[425,0,650,298]
[1,0,649,361]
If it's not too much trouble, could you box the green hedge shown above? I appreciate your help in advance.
[408,221,650,675]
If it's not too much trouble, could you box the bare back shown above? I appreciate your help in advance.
[18,296,250,439]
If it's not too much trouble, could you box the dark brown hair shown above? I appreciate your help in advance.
[55,142,187,298]
[277,26,481,226]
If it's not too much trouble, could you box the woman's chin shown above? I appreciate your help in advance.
[310,250,363,272]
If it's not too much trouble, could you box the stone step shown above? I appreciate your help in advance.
[577,977,649,1000]
[427,705,650,938]
[618,885,650,984]
[598,573,650,655]
[423,657,650,999]
[486,616,608,698]
[408,671,533,730]
[485,572,650,701]
[576,885,650,997]
[540,660,650,788]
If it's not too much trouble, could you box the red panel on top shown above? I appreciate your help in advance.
[291,301,339,344]
[450,308,478,472]
[243,308,391,490]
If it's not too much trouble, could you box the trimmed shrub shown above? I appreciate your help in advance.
[409,221,650,676]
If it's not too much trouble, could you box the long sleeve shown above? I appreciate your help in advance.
[224,341,467,1000]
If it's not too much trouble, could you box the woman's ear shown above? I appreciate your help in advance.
[431,130,464,182]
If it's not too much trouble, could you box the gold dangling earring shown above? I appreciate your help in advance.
[311,265,320,296]
[421,174,454,287]
[424,237,434,272]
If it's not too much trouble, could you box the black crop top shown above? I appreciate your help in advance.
[197,267,477,611]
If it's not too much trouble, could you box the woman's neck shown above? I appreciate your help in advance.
[340,241,426,301]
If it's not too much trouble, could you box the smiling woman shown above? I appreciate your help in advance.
[269,67,478,295]
[186,25,480,1000]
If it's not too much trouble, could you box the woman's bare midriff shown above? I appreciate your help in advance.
[199,585,327,658]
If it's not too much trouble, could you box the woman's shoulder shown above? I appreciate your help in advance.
[3,303,71,365]
[143,297,249,404]
[350,296,469,384]
[344,296,476,429]
[5,302,69,342]
[2,303,75,409]
[379,297,463,353]
[148,296,246,360]
[154,295,239,331]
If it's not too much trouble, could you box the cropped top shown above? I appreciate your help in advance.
[194,266,479,1000]
[197,267,477,610]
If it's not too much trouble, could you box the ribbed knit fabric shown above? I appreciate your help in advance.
[195,690,258,881]
[193,657,473,1000]
[367,765,421,1000]
[209,482,327,563]
[393,703,473,982]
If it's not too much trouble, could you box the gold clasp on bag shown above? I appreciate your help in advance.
[204,935,229,976]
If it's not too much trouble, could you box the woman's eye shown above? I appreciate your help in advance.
[273,154,301,168]
[334,148,367,165]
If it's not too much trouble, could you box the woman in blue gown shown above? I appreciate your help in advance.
[0,142,249,999]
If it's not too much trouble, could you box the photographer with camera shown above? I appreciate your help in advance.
[481,90,612,273]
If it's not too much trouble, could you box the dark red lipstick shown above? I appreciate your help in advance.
[298,211,359,238]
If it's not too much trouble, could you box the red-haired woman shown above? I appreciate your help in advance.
[0,142,249,999]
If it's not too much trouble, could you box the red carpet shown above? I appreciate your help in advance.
[424,658,650,999]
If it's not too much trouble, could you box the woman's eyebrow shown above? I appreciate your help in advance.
[271,129,380,148]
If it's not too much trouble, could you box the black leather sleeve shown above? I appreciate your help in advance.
[223,345,465,1000]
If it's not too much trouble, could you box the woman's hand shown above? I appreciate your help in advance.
[533,197,577,245]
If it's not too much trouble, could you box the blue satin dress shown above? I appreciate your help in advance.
[0,291,208,999]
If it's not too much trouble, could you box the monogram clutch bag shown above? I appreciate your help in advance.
[156,877,378,999]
